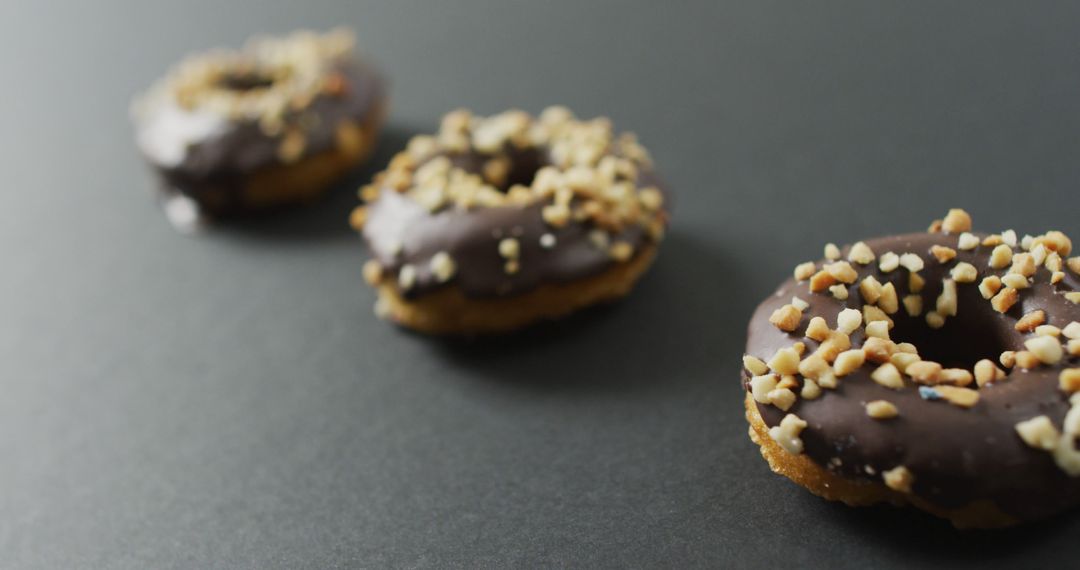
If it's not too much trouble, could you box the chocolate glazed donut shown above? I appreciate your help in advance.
[131,29,386,225]
[351,107,669,334]
[742,209,1080,527]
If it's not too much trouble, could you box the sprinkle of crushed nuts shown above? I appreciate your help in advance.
[1052,271,1066,284]
[931,245,957,263]
[878,283,899,314]
[398,264,417,290]
[1016,416,1060,451]
[833,349,866,377]
[909,272,925,293]
[809,270,837,293]
[1070,340,1080,357]
[1000,351,1017,368]
[837,308,863,335]
[824,243,841,260]
[797,353,831,380]
[989,244,1013,269]
[1036,325,1061,338]
[863,337,895,364]
[903,294,922,317]
[609,241,634,262]
[941,209,972,233]
[940,368,974,387]
[498,237,520,259]
[1010,253,1036,277]
[1002,230,1018,247]
[825,261,858,284]
[974,359,1007,387]
[891,352,921,374]
[768,414,809,455]
[871,363,905,389]
[743,355,769,376]
[899,253,925,272]
[1066,292,1080,304]
[794,261,816,281]
[925,312,946,329]
[866,400,899,419]
[979,275,1002,299]
[879,252,900,272]
[907,360,943,384]
[883,466,914,493]
[935,385,980,408]
[1034,231,1073,257]
[805,317,830,342]
[863,305,894,329]
[859,276,883,304]
[1063,322,1080,340]
[957,232,979,250]
[750,374,778,404]
[429,251,456,282]
[768,347,801,376]
[990,287,1019,313]
[767,387,797,411]
[801,379,822,400]
[539,233,557,249]
[1060,369,1080,393]
[848,241,875,265]
[1068,257,1080,275]
[1001,273,1030,290]
[1025,336,1063,365]
[950,262,978,283]
[769,304,803,332]
[936,279,958,317]
[362,260,383,285]
[829,284,849,300]
[866,321,890,340]
[815,331,852,364]
[1015,310,1046,332]
[1015,351,1040,369]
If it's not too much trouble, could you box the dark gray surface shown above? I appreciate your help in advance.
[2,1,1079,568]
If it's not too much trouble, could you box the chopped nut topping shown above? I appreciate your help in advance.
[982,234,1003,247]
[941,209,972,233]
[863,337,895,363]
[957,232,979,250]
[866,400,899,419]
[883,466,914,493]
[769,304,803,332]
[539,233,557,249]
[1063,322,1080,340]
[825,261,858,284]
[859,276,883,304]
[875,284,897,315]
[974,359,1007,387]
[1068,257,1080,275]
[750,374,779,404]
[863,305,894,329]
[899,253,925,272]
[909,272,925,293]
[871,363,905,389]
[950,262,978,283]
[362,260,383,285]
[1069,340,1080,357]
[990,287,1019,313]
[1031,244,1048,266]
[925,312,946,329]
[768,347,801,376]
[398,264,417,290]
[1036,325,1061,338]
[1002,229,1019,247]
[1046,251,1063,272]
[979,275,1002,299]
[791,296,810,311]
[768,414,809,455]
[743,355,769,376]
[1060,369,1080,393]
[890,352,921,374]
[1010,253,1036,277]
[930,245,957,263]
[865,321,890,340]
[1001,273,1030,290]
[815,331,852,364]
[935,385,980,408]
[903,294,922,317]
[907,360,943,384]
[896,343,918,355]
[498,237,521,259]
[1052,271,1066,284]
[1015,310,1046,332]
[805,317,830,342]
[778,375,799,390]
[1000,350,1017,368]
[794,261,816,281]
[935,279,958,317]
[1033,231,1073,257]
[989,244,1013,269]
[940,368,974,387]
[767,388,798,411]
[504,260,520,275]
[824,243,841,260]
[797,353,831,379]
[829,284,849,300]
[609,241,634,262]
[1014,351,1040,369]
[429,251,456,283]
[833,350,866,377]
[848,241,876,265]
[1021,234,1035,250]
[879,252,900,272]
[1016,416,1060,451]
[1067,292,1080,304]
[837,308,863,335]
[809,270,837,293]
[801,379,822,400]
[1025,336,1064,365]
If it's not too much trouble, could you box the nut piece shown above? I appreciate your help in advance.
[809,270,837,293]
[825,261,859,284]
[794,261,817,281]
[801,379,822,400]
[848,241,876,265]
[862,337,895,363]
[931,245,957,264]
[1001,273,1030,290]
[429,251,457,282]
[837,308,863,335]
[940,368,974,387]
[879,252,900,272]
[1015,310,1046,332]
[829,285,850,300]
[871,363,905,389]
[768,414,809,455]
[824,243,841,260]
[1000,350,1017,368]
[1010,253,1036,277]
[989,244,1013,269]
[883,466,915,493]
[978,276,1002,299]
[1068,256,1080,275]
[925,312,946,329]
[805,317,830,342]
[1014,351,1040,369]
[768,347,802,376]
[791,296,810,311]
[398,264,417,290]
[941,209,972,233]
[834,350,867,377]
[909,272,925,293]
[936,279,958,317]
[1064,322,1080,340]
[990,287,1019,313]
[362,260,383,285]
[1015,416,1061,451]
[1025,336,1064,365]
[957,232,979,250]
[1034,231,1073,257]
[767,388,798,411]
[935,385,980,408]
[866,400,899,419]
[750,374,779,404]
[863,305,894,329]
[1036,325,1061,338]
[769,304,803,332]
[903,294,923,317]
[498,237,521,259]
[878,283,899,314]
[1060,369,1080,393]
[743,355,769,376]
[974,359,1007,387]
[859,276,883,304]
[950,262,978,283]
[899,253,925,272]
[907,360,943,384]
[865,321,890,340]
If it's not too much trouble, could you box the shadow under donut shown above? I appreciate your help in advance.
[421,230,731,397]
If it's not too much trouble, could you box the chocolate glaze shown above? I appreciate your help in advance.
[135,62,384,214]
[362,150,665,300]
[743,232,1080,521]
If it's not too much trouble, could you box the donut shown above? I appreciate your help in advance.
[132,29,386,224]
[350,107,669,334]
[742,208,1080,527]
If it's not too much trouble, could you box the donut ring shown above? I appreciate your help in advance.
[350,107,669,334]
[132,28,386,222]
[742,209,1080,527]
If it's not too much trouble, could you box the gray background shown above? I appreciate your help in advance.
[2,1,1079,568]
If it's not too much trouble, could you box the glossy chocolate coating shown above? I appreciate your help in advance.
[743,232,1080,521]
[135,62,384,214]
[362,149,663,300]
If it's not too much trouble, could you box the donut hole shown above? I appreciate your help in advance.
[889,312,1011,371]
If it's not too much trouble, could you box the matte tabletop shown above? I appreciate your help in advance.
[2,1,1079,568]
